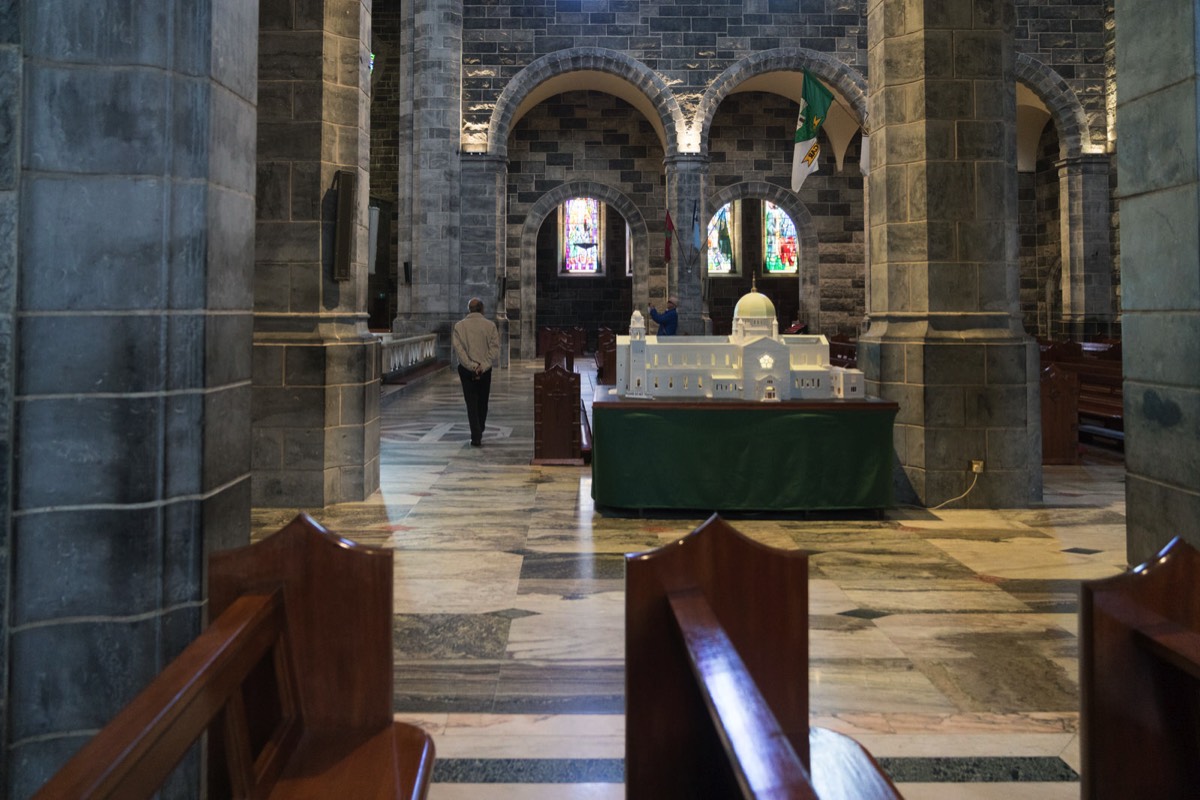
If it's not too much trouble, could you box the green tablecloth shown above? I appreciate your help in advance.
[591,395,897,512]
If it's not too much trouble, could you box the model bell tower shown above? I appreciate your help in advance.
[627,309,649,396]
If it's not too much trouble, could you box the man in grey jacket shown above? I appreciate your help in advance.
[452,298,501,446]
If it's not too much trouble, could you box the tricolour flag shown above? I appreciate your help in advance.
[791,73,834,192]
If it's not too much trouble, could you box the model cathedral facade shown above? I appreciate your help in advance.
[614,288,866,402]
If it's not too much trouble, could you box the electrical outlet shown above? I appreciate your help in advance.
[970,460,985,474]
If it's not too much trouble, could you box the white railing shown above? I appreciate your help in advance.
[377,333,438,378]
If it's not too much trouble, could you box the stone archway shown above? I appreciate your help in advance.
[706,182,822,331]
[1015,53,1094,160]
[696,48,869,144]
[1016,53,1114,335]
[486,48,686,158]
[518,182,649,359]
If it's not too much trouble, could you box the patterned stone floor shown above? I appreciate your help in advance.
[252,359,1129,799]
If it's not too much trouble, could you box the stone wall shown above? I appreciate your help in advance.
[461,0,869,136]
[1014,0,1110,150]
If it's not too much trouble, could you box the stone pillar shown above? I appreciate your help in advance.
[664,154,710,335]
[7,1,258,793]
[392,0,463,352]
[0,0,19,777]
[461,153,508,364]
[859,0,1041,507]
[1116,2,1200,564]
[253,0,380,508]
[1057,153,1114,338]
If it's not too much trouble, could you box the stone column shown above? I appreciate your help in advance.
[664,154,710,335]
[1057,153,1115,339]
[253,0,380,508]
[0,1,19,776]
[859,0,1041,507]
[1116,2,1200,563]
[392,0,463,353]
[461,153,508,364]
[7,1,258,793]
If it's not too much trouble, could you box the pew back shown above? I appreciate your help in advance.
[626,515,810,798]
[626,515,900,799]
[1081,537,1200,799]
[34,515,435,800]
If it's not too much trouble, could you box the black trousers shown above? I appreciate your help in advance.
[458,365,492,444]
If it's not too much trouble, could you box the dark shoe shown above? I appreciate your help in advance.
[470,440,482,447]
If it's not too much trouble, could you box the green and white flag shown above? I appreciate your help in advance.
[791,73,834,192]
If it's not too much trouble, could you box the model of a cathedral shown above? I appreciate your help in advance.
[614,287,865,402]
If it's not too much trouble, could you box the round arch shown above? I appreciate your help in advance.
[696,48,868,146]
[1014,53,1094,159]
[518,181,650,359]
[707,181,823,332]
[487,48,686,158]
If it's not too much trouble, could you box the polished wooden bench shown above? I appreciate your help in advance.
[1054,358,1123,444]
[626,515,901,799]
[34,514,435,800]
[532,363,584,465]
[595,327,616,385]
[1040,363,1080,464]
[1038,340,1124,446]
[1080,535,1200,799]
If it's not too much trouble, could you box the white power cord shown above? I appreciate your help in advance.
[929,471,981,510]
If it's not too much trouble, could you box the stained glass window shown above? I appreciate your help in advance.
[706,202,737,275]
[763,201,798,274]
[560,197,604,274]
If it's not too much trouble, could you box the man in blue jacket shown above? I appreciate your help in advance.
[649,295,679,336]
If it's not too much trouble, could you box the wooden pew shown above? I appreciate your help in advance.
[532,364,583,465]
[626,515,901,800]
[570,325,587,357]
[828,334,857,369]
[1038,340,1124,446]
[1080,536,1200,799]
[1052,358,1123,444]
[1040,363,1080,464]
[34,515,435,800]
[595,327,616,385]
[544,342,574,372]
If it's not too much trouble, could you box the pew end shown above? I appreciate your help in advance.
[1080,536,1200,799]
[625,514,901,799]
[33,514,435,800]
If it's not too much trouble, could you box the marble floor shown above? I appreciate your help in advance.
[252,359,1129,799]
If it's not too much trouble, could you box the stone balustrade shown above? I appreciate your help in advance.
[378,333,439,380]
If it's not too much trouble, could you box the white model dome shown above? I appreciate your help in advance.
[733,287,776,321]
